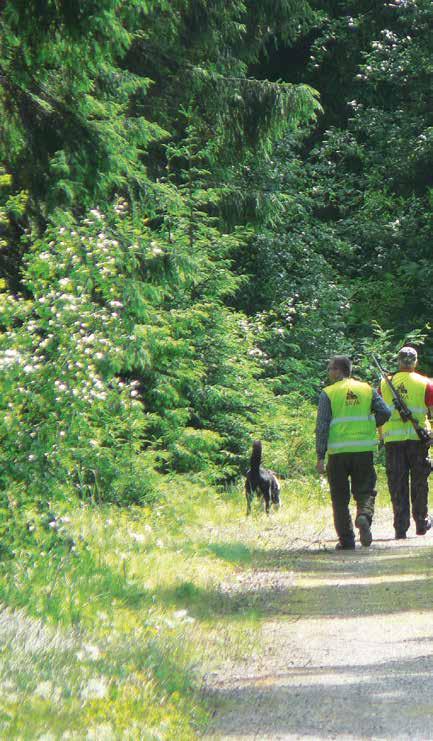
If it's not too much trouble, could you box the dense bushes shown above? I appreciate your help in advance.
[0,194,303,536]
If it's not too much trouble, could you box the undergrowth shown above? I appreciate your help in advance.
[0,465,333,739]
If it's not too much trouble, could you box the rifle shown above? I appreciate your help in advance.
[372,355,433,447]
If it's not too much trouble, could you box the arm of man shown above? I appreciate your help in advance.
[371,389,392,427]
[316,391,331,474]
[425,382,433,418]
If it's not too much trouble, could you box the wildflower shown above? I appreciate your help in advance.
[86,723,114,739]
[89,209,103,220]
[35,681,53,699]
[84,643,101,661]
[80,677,108,700]
[174,609,188,620]
[130,532,145,543]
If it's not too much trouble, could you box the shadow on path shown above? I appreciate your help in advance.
[159,541,433,621]
[204,654,433,739]
[204,539,433,577]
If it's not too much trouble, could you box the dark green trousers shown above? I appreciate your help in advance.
[327,452,377,545]
[385,440,430,533]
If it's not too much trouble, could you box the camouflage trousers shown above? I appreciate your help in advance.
[326,452,377,545]
[385,441,430,533]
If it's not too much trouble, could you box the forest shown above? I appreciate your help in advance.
[0,0,432,736]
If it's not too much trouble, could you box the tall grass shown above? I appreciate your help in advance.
[0,458,388,737]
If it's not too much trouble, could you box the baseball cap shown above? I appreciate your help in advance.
[398,346,418,362]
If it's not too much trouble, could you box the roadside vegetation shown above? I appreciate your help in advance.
[0,392,393,738]
[0,421,330,738]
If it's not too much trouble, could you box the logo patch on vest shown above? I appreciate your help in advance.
[345,390,360,406]
[396,383,408,398]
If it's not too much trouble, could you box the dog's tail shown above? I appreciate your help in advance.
[250,440,262,472]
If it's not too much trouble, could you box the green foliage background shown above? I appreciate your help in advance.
[0,0,431,539]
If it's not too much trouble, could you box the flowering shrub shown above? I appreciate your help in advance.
[0,202,162,519]
[0,195,284,544]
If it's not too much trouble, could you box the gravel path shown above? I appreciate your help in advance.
[202,507,433,740]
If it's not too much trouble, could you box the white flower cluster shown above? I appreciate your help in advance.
[0,212,149,475]
[80,677,109,700]
[76,643,101,662]
[164,609,196,629]
[388,218,401,232]
[248,347,265,357]
[0,348,23,370]
[85,208,104,223]
[381,29,399,42]
[150,240,164,257]
[387,0,413,6]
[114,198,128,216]
[34,680,62,702]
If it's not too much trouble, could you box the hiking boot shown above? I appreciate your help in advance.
[394,529,407,540]
[416,515,432,536]
[356,515,372,547]
[335,540,355,551]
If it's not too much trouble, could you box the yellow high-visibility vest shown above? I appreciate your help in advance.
[381,371,430,442]
[324,378,377,455]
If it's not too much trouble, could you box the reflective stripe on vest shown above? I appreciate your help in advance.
[381,372,430,442]
[389,405,426,415]
[324,378,377,455]
[383,428,419,441]
[330,415,375,426]
[328,439,377,450]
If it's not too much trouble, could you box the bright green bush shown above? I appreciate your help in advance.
[0,190,304,544]
[0,204,161,514]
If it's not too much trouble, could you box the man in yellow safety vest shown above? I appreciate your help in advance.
[316,355,391,550]
[380,346,433,539]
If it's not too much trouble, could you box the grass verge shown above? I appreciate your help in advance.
[0,468,377,738]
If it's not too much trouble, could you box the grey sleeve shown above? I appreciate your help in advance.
[371,389,392,427]
[316,391,331,460]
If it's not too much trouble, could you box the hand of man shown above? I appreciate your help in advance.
[316,459,325,475]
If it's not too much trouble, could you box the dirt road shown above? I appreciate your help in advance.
[203,508,433,740]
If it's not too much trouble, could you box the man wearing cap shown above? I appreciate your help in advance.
[380,346,433,539]
[316,355,391,550]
